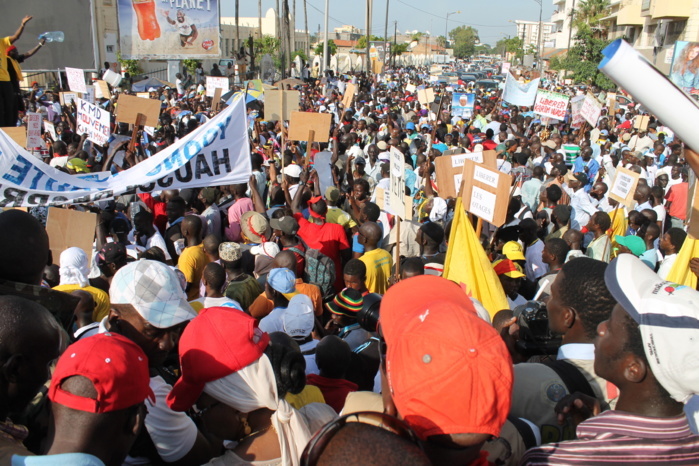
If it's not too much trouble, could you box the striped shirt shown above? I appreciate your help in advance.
[520,411,699,465]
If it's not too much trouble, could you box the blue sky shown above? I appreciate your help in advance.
[221,0,554,46]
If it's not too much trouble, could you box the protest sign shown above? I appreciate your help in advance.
[608,166,641,207]
[115,94,161,126]
[0,94,252,207]
[461,160,511,226]
[288,112,331,142]
[406,83,416,93]
[26,113,44,149]
[206,76,229,97]
[417,88,435,105]
[501,62,511,74]
[136,92,150,98]
[451,93,475,119]
[606,92,617,116]
[342,83,357,109]
[45,207,97,264]
[374,187,412,220]
[634,115,650,131]
[502,74,539,107]
[435,151,497,199]
[44,121,57,141]
[65,67,87,94]
[59,92,80,106]
[570,95,585,129]
[0,127,26,149]
[265,90,300,121]
[77,99,111,146]
[95,80,111,99]
[533,90,569,120]
[580,92,603,127]
[387,147,406,218]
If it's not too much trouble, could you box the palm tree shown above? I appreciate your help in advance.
[573,0,610,33]
[304,0,309,57]
[235,0,240,54]
[258,0,262,38]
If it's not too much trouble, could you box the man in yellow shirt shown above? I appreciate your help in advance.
[358,222,392,294]
[177,216,210,300]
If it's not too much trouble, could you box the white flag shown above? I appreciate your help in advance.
[502,73,540,107]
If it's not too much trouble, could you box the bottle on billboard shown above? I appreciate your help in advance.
[38,32,64,43]
[132,0,161,41]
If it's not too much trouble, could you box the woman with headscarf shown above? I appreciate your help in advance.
[167,308,334,465]
[52,247,110,322]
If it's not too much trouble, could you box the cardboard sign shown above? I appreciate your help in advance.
[435,150,498,199]
[206,76,229,97]
[46,207,98,264]
[501,62,511,74]
[533,90,569,121]
[59,92,80,106]
[136,92,150,98]
[417,88,435,105]
[211,87,223,113]
[570,95,585,129]
[26,113,44,149]
[83,87,95,104]
[460,160,511,227]
[607,92,617,117]
[1,127,27,148]
[287,112,331,142]
[634,115,650,131]
[608,166,641,207]
[77,99,111,146]
[44,121,57,141]
[95,80,111,100]
[65,67,87,94]
[388,147,406,218]
[342,83,356,109]
[115,94,161,126]
[580,92,603,127]
[372,60,383,75]
[374,187,412,220]
[265,90,300,121]
[406,83,416,94]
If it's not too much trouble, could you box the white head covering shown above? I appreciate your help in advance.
[429,197,448,224]
[204,354,312,466]
[59,247,90,287]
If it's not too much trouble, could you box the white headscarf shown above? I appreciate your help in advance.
[58,247,90,287]
[204,354,312,466]
[429,197,448,224]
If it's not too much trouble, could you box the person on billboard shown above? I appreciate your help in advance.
[670,42,699,92]
[162,9,198,47]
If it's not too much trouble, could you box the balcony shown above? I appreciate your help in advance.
[652,0,691,19]
[618,0,644,25]
[551,9,567,23]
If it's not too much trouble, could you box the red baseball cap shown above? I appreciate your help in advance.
[380,275,513,439]
[166,307,270,412]
[49,333,154,413]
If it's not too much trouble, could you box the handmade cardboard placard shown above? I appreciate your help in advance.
[460,159,511,227]
[65,67,87,94]
[206,76,229,97]
[265,90,300,121]
[435,150,498,199]
[59,92,80,106]
[1,127,27,148]
[634,115,650,131]
[95,80,111,100]
[387,147,407,218]
[608,166,641,207]
[287,111,331,142]
[342,83,356,109]
[115,94,161,126]
[580,92,603,127]
[374,187,412,220]
[406,83,416,94]
[606,92,617,116]
[46,207,98,264]
[417,88,435,105]
[211,87,223,113]
[372,60,383,75]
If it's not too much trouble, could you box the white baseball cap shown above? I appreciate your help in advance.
[282,294,315,339]
[282,164,303,178]
[605,254,699,403]
[250,242,280,258]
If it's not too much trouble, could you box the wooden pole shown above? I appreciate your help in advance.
[128,113,146,153]
[475,217,483,239]
[430,92,445,142]
[306,129,315,166]
[394,218,401,278]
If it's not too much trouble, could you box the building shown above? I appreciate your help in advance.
[221,8,310,57]
[550,0,576,49]
[514,20,556,51]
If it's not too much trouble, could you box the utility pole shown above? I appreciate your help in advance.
[365,0,372,74]
[393,21,397,67]
[535,0,543,72]
[383,0,389,71]
[567,0,576,52]
[322,0,329,72]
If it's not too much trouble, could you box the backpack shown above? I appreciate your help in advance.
[289,246,336,300]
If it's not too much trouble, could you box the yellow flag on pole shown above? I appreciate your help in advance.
[443,198,510,317]
[666,236,699,288]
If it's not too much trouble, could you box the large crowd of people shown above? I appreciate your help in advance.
[2,14,699,466]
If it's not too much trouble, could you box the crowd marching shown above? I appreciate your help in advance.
[2,13,699,466]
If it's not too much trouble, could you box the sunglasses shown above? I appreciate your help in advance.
[300,411,422,465]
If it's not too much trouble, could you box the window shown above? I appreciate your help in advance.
[666,20,686,44]
[641,0,651,10]
[106,45,114,53]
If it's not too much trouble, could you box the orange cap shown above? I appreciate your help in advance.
[381,275,513,439]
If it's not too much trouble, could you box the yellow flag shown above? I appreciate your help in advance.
[443,198,510,317]
[666,236,699,288]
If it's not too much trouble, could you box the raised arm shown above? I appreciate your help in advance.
[9,15,32,44]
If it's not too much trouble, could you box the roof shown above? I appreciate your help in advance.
[542,48,568,59]
[334,40,358,47]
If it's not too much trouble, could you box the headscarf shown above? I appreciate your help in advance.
[429,197,448,224]
[58,247,90,287]
[204,354,312,466]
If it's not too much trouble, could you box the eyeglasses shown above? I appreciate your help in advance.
[300,411,422,465]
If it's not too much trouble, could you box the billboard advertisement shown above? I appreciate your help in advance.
[117,0,220,59]
[669,41,699,95]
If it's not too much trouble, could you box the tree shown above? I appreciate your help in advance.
[292,49,308,61]
[449,26,479,59]
[495,36,523,62]
[436,36,446,48]
[314,39,337,56]
[116,52,142,76]
[573,0,611,33]
[474,43,493,55]
[357,35,384,49]
[254,35,280,56]
[392,43,409,56]
[411,32,424,43]
[548,28,616,90]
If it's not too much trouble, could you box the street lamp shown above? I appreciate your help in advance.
[533,0,543,72]
[445,11,460,48]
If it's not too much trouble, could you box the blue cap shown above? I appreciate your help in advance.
[267,268,296,294]
[406,122,416,130]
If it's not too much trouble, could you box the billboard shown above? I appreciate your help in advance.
[0,2,97,70]
[669,41,699,95]
[117,0,220,59]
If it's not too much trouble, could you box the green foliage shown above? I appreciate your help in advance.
[411,32,424,43]
[573,0,611,32]
[181,59,200,75]
[254,35,281,56]
[475,43,493,55]
[549,28,616,90]
[116,52,142,76]
[357,35,384,49]
[449,26,480,59]
[495,36,524,62]
[313,39,337,56]
[436,36,447,48]
[392,43,409,56]
[292,49,308,61]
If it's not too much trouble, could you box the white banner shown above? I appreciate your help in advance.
[206,76,229,97]
[502,74,540,107]
[0,95,251,207]
[77,99,111,147]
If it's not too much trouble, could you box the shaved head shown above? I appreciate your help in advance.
[274,250,298,273]
[0,210,50,285]
[359,222,383,247]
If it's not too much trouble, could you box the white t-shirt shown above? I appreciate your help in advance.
[299,339,320,376]
[50,156,69,168]
[131,229,172,261]
[657,253,677,280]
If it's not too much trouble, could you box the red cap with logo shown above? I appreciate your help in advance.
[380,275,513,439]
[49,333,154,413]
[166,307,270,411]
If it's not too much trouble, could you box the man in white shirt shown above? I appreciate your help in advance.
[520,218,548,282]
[657,228,687,279]
[132,210,172,262]
[564,172,599,231]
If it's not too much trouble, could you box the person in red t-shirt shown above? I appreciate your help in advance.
[287,170,350,292]
[665,168,688,229]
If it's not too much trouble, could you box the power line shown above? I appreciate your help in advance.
[394,0,508,28]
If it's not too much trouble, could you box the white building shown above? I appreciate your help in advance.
[514,20,556,51]
[550,0,576,49]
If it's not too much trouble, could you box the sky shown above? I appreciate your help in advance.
[220,0,554,47]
